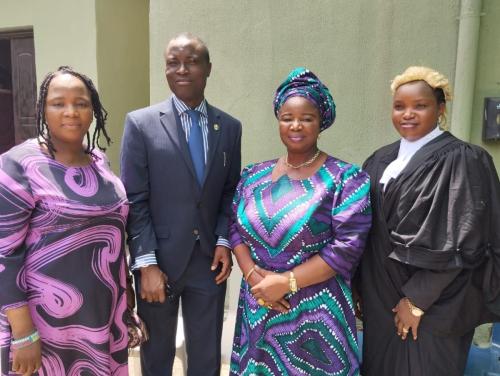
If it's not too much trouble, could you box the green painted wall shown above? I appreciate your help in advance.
[470,0,500,169]
[0,0,98,93]
[96,0,150,173]
[149,0,460,168]
[149,1,477,361]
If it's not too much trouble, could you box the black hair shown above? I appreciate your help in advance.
[433,87,446,106]
[169,32,210,63]
[36,66,111,157]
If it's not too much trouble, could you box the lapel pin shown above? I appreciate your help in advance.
[214,124,220,131]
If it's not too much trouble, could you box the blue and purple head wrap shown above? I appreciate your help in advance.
[273,67,336,132]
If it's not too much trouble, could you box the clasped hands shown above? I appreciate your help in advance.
[393,297,421,341]
[249,266,291,313]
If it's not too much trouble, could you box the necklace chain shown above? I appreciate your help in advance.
[284,149,321,169]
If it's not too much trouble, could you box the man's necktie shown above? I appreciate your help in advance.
[186,109,205,185]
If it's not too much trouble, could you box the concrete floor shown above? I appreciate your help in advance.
[128,312,235,375]
[128,350,230,376]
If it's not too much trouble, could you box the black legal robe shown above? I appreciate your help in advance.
[358,132,500,376]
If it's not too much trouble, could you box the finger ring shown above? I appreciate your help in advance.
[267,303,273,309]
[257,298,266,306]
[402,328,409,334]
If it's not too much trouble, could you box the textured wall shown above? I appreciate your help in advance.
[149,1,470,361]
[96,0,150,172]
[470,0,500,166]
[149,0,461,168]
[0,0,98,92]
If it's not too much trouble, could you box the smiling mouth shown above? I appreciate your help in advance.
[400,123,418,128]
[289,136,304,142]
[176,80,192,85]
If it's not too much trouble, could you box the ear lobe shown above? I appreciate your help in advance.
[438,102,446,115]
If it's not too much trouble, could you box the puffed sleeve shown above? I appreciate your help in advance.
[0,152,35,312]
[229,164,254,249]
[319,165,371,281]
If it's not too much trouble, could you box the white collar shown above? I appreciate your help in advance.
[398,126,443,159]
[380,126,443,188]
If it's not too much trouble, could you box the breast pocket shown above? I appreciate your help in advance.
[221,150,229,169]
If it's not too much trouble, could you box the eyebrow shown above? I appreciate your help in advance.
[280,111,318,116]
[46,94,90,100]
[394,97,432,102]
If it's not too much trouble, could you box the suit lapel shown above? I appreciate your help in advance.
[159,98,198,184]
[203,104,222,184]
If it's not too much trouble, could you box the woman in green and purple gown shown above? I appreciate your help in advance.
[229,68,371,376]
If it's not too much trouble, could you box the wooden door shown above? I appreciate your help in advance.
[0,38,14,154]
[11,35,37,144]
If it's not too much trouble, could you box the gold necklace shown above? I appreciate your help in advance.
[284,149,321,169]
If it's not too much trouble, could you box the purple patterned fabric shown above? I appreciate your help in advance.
[0,140,129,375]
[229,156,371,375]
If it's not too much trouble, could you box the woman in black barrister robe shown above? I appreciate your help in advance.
[358,66,500,376]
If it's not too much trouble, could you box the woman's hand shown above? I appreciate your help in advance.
[392,297,421,340]
[12,340,42,375]
[6,306,42,375]
[247,269,289,313]
[250,267,291,312]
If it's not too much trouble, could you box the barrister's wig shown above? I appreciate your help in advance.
[391,66,452,128]
[274,67,336,132]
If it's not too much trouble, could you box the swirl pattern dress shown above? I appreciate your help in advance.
[229,156,371,376]
[0,140,129,376]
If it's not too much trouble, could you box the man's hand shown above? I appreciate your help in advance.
[140,265,167,303]
[212,246,232,284]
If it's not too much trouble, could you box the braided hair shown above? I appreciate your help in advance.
[36,66,111,157]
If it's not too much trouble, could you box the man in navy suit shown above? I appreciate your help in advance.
[120,32,242,376]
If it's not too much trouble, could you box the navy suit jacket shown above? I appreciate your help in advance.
[120,97,242,281]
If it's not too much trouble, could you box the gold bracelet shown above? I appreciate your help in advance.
[289,271,298,293]
[245,266,256,282]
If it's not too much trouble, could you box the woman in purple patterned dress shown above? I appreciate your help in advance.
[229,68,371,375]
[0,67,129,375]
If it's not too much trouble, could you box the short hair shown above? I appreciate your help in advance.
[36,66,111,157]
[166,32,210,63]
[391,66,452,128]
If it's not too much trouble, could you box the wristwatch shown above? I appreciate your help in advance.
[406,298,424,317]
[289,271,298,293]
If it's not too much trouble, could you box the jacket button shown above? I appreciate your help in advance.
[193,229,199,236]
